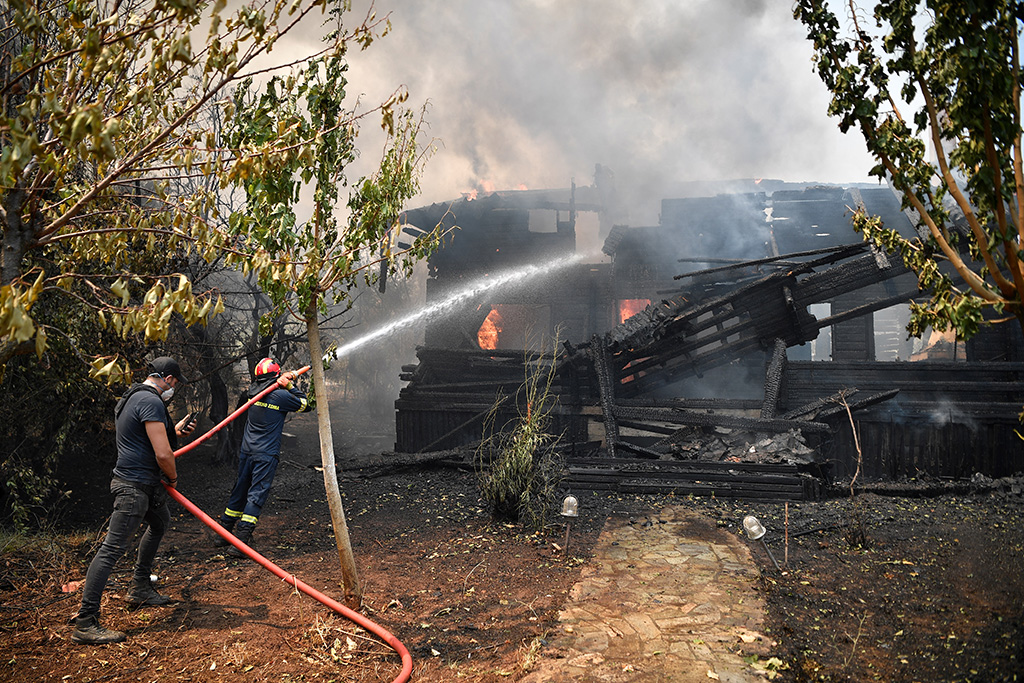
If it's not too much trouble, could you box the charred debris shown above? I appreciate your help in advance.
[392,178,1024,501]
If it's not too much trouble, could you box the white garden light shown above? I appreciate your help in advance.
[743,515,780,571]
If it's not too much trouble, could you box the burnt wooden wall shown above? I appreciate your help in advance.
[781,360,1024,480]
[394,348,590,453]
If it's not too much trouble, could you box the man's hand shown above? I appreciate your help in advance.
[175,414,196,437]
[277,371,294,389]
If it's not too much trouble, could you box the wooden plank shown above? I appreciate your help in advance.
[566,457,806,473]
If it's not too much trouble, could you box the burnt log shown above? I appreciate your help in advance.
[761,337,788,419]
[563,457,821,501]
[612,405,832,434]
[589,337,620,457]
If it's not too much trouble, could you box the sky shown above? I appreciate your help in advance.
[308,0,882,225]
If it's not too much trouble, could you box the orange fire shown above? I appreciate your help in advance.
[478,307,503,350]
[618,299,651,324]
[463,180,509,201]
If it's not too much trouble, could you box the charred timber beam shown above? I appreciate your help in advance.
[614,482,815,501]
[617,397,764,410]
[562,465,819,500]
[812,389,900,421]
[761,338,788,419]
[792,253,910,306]
[612,406,832,434]
[652,426,697,448]
[612,441,663,459]
[589,337,620,457]
[675,242,868,272]
[570,467,807,486]
[673,243,867,280]
[781,390,860,421]
[567,456,813,473]
[615,419,683,436]
[811,290,920,332]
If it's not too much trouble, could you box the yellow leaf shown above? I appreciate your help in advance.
[35,327,47,359]
[10,306,35,342]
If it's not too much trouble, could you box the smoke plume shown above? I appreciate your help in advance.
[332,0,876,223]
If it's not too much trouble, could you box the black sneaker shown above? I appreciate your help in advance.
[126,581,172,607]
[71,616,126,645]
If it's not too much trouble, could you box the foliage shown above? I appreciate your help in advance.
[794,0,1024,339]
[227,54,443,319]
[0,294,128,528]
[0,0,394,381]
[222,1,445,607]
[476,341,565,532]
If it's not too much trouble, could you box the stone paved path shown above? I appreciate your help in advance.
[521,506,774,682]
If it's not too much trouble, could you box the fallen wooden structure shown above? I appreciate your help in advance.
[394,244,929,499]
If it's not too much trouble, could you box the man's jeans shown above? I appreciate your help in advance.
[77,477,170,619]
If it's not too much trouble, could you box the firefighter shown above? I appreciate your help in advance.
[214,358,310,557]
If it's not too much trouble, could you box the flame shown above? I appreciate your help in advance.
[478,307,503,350]
[618,299,651,324]
[463,180,505,201]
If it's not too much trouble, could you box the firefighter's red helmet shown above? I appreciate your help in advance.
[255,357,280,377]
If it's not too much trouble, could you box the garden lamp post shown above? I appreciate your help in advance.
[561,495,578,555]
[743,515,781,571]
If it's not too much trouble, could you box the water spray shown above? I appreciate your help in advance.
[323,252,584,363]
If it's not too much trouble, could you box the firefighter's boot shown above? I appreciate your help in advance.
[211,516,237,548]
[225,521,255,559]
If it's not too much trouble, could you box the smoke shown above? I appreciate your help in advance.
[331,0,876,224]
[928,398,980,431]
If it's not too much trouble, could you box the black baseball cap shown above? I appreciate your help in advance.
[148,356,188,383]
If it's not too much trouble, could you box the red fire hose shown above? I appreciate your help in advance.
[165,365,413,683]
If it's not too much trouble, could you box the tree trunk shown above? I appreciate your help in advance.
[305,312,362,609]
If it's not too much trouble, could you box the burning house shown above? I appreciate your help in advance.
[393,172,1024,498]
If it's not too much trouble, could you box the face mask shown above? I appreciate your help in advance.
[151,375,175,401]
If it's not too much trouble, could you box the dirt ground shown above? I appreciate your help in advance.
[2,410,1023,682]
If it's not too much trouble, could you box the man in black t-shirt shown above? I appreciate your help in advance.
[71,356,196,645]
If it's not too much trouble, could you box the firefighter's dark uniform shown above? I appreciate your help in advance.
[216,375,309,554]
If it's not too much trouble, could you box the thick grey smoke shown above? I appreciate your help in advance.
[333,0,875,223]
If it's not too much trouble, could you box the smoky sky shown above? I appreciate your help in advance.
[289,0,878,224]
